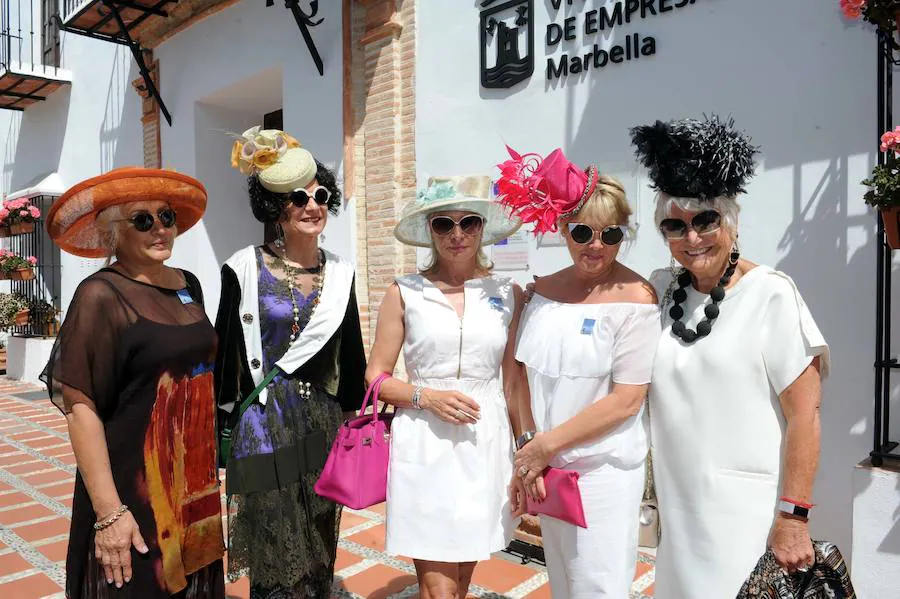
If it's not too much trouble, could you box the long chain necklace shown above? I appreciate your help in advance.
[667,248,740,344]
[281,249,325,343]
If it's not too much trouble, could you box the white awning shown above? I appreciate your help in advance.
[6,173,66,201]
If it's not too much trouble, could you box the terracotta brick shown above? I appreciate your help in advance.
[470,557,536,593]
[225,575,249,599]
[41,445,74,457]
[5,460,51,476]
[15,517,72,542]
[334,547,363,572]
[36,539,69,563]
[0,503,54,525]
[339,564,416,599]
[0,492,31,508]
[346,523,387,553]
[22,470,73,486]
[39,482,75,498]
[0,573,62,596]
[24,437,68,449]
[0,452,27,467]
[0,552,33,577]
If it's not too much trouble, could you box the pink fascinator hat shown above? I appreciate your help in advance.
[495,146,598,235]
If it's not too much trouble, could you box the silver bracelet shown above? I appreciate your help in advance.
[411,386,424,409]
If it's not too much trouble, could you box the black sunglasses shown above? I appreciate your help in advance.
[659,210,721,240]
[567,223,625,246]
[429,214,486,236]
[289,186,331,207]
[127,208,177,233]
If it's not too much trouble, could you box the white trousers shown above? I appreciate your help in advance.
[539,459,644,599]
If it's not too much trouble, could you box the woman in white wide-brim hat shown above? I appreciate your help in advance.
[366,176,526,598]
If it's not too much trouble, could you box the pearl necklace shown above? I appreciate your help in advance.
[667,248,739,344]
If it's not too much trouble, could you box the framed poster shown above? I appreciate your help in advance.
[492,229,529,271]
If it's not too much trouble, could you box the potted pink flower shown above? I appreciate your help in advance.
[1,197,40,235]
[0,250,37,280]
[863,126,900,248]
[840,1,900,47]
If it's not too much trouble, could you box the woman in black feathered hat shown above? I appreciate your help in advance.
[631,116,832,598]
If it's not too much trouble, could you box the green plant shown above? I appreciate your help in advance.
[842,1,900,48]
[27,298,58,326]
[864,127,900,208]
[0,250,36,273]
[0,293,30,330]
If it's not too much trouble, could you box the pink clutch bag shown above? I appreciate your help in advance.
[525,467,587,528]
[314,373,392,510]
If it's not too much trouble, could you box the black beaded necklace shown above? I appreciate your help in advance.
[668,248,740,344]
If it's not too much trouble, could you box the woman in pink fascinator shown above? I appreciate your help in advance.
[500,146,661,598]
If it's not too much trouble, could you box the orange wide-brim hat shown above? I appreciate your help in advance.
[47,167,207,258]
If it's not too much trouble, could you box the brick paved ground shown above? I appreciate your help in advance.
[0,378,655,598]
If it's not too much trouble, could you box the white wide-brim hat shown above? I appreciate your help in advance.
[394,175,521,247]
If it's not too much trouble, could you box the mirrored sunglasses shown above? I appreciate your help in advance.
[659,210,722,240]
[127,208,177,233]
[567,223,625,246]
[289,186,331,207]
[429,214,486,236]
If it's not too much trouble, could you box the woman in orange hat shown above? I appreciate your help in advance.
[42,168,225,598]
[215,127,366,597]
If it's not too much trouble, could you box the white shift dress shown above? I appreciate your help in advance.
[648,265,830,599]
[385,274,517,562]
[515,293,661,598]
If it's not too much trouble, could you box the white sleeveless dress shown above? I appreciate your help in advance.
[385,274,517,562]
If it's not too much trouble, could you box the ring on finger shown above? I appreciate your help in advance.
[519,465,529,477]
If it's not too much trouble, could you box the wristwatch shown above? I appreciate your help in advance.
[516,431,536,450]
[778,499,811,520]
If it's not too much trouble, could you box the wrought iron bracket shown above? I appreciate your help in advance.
[274,0,325,76]
[100,0,173,125]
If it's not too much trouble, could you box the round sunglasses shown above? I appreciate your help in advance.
[125,208,177,233]
[289,186,331,207]
[429,214,486,236]
[567,223,625,246]
[659,210,721,240]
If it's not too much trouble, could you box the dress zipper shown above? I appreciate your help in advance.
[457,321,463,379]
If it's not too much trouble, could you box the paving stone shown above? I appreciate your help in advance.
[0,378,656,597]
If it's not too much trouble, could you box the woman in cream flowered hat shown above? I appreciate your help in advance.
[365,175,524,598]
[216,127,367,598]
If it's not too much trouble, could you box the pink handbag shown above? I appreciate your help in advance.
[314,373,392,510]
[525,466,587,528]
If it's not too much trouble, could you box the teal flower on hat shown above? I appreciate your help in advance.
[416,181,458,205]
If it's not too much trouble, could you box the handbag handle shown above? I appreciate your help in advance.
[359,372,390,422]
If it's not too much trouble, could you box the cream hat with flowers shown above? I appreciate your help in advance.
[394,175,521,247]
[230,126,318,193]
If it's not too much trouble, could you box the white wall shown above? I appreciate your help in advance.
[0,30,143,313]
[155,0,352,319]
[852,462,900,598]
[416,0,889,563]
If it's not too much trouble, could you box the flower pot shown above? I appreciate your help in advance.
[13,309,29,327]
[10,268,35,281]
[881,206,900,249]
[0,226,10,238]
[9,222,34,235]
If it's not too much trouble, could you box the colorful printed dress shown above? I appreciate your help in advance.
[43,269,225,598]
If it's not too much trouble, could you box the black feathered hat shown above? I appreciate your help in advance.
[630,115,758,202]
